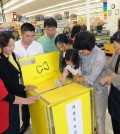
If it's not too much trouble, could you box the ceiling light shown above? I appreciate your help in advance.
[24,0,100,16]
[4,0,20,8]
[43,6,102,16]
[4,0,34,13]
[0,0,20,11]
[95,0,101,2]
[26,1,102,17]
[44,7,102,17]
[23,0,80,16]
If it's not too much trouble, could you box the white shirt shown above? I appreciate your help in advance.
[66,65,81,76]
[14,39,44,59]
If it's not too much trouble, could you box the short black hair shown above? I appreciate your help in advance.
[71,25,81,38]
[0,32,14,48]
[110,31,120,44]
[44,18,57,28]
[21,23,35,33]
[74,31,96,51]
[55,33,72,45]
[65,49,80,69]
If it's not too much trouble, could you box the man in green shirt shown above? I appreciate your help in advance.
[38,18,58,53]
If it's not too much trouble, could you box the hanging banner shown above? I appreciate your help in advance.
[64,11,69,19]
[12,12,18,21]
[103,2,107,19]
[35,14,44,21]
[54,14,62,20]
[70,14,77,20]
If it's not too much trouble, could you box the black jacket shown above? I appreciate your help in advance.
[59,51,66,73]
[0,52,25,96]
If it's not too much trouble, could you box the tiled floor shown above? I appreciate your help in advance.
[20,109,32,134]
[24,126,32,134]
[105,110,113,134]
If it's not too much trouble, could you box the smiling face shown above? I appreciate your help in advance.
[56,42,72,52]
[112,41,120,55]
[2,38,15,55]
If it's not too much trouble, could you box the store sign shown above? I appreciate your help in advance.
[64,11,69,19]
[103,2,107,19]
[35,14,44,21]
[17,15,22,22]
[70,14,77,20]
[12,12,17,21]
[54,14,62,20]
[66,100,83,134]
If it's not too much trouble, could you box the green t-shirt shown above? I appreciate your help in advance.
[38,35,58,53]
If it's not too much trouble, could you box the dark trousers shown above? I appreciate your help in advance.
[22,105,30,125]
[111,117,120,134]
[21,92,30,125]
[3,104,20,134]
[108,84,120,134]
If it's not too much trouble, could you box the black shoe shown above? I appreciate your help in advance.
[20,123,30,134]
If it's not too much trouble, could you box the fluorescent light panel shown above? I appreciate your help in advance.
[26,2,103,17]
[44,4,103,14]
[24,0,100,17]
[44,6,102,16]
[95,0,101,2]
[0,0,20,11]
[4,0,20,9]
[44,7,102,17]
[5,0,34,13]
[23,0,80,16]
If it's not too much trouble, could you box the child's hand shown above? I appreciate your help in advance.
[59,75,65,85]
[59,68,68,84]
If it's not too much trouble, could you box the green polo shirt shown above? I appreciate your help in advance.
[38,35,58,53]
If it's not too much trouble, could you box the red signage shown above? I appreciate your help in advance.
[12,12,17,21]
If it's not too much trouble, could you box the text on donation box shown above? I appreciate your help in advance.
[66,100,83,134]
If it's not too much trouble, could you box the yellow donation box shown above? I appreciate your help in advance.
[20,51,93,134]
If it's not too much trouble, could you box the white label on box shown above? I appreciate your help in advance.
[66,100,83,134]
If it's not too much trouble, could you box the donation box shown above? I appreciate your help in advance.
[19,51,93,134]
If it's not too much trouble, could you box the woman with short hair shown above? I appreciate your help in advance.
[73,31,108,134]
[0,32,36,134]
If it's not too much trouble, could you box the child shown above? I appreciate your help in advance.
[60,49,81,85]
[55,33,73,72]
